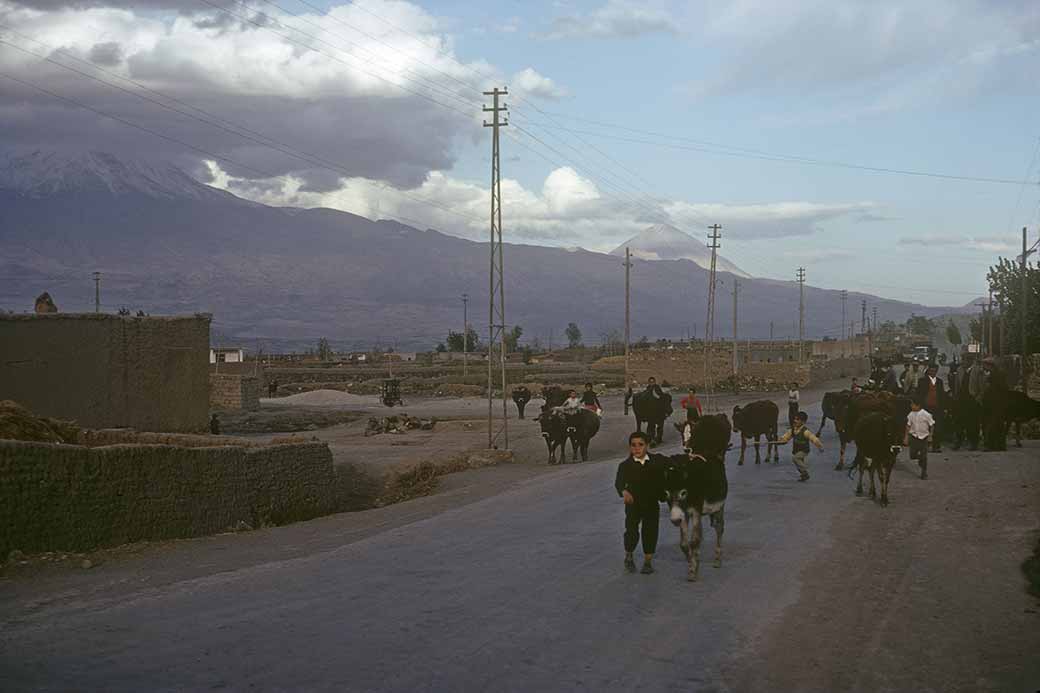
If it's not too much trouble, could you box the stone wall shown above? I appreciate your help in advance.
[0,436,336,557]
[0,313,210,432]
[592,350,869,390]
[210,374,260,411]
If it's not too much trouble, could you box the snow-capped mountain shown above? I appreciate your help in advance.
[610,224,752,278]
[0,150,228,200]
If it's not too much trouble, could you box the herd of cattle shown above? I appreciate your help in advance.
[509,380,1038,582]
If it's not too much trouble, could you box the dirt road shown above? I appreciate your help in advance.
[2,395,1036,691]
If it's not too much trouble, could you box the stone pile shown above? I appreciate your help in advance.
[364,414,436,436]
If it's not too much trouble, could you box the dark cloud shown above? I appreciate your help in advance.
[87,41,123,67]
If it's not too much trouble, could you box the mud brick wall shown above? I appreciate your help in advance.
[809,357,871,384]
[0,313,210,432]
[0,437,336,556]
[210,374,260,411]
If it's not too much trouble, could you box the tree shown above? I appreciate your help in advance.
[565,322,582,348]
[435,342,447,353]
[945,321,962,346]
[446,327,480,352]
[317,337,331,361]
[905,314,934,336]
[987,256,1040,354]
[504,325,523,352]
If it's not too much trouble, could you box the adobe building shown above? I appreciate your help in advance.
[0,312,211,432]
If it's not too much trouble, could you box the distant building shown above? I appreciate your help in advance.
[210,347,244,364]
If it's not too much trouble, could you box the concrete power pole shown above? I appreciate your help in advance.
[731,278,740,377]
[840,289,848,343]
[624,247,632,394]
[796,268,806,364]
[873,306,879,334]
[704,224,722,411]
[861,300,867,336]
[1022,227,1036,395]
[483,87,509,449]
[461,293,469,377]
[93,271,101,313]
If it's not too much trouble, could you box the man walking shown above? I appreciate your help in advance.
[915,365,948,452]
[615,431,665,575]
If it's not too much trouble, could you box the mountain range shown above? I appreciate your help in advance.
[0,150,966,351]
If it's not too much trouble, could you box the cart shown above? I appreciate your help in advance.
[380,379,402,407]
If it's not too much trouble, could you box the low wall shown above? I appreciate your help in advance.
[210,374,260,411]
[809,356,871,384]
[0,437,336,557]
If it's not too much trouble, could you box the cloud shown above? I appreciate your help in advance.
[898,234,1019,254]
[207,160,880,251]
[539,0,678,40]
[511,67,567,100]
[683,1,1040,112]
[0,0,510,189]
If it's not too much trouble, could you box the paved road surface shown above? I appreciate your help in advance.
[2,399,1038,692]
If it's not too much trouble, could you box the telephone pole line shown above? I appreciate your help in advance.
[731,278,740,377]
[624,247,632,393]
[840,289,848,341]
[461,293,469,377]
[704,224,722,410]
[861,300,867,335]
[483,87,509,449]
[872,306,879,334]
[1022,227,1036,395]
[796,267,806,364]
[93,271,101,313]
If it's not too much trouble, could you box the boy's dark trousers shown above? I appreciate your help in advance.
[624,500,660,554]
[909,436,929,474]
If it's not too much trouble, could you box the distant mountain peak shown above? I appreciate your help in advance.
[610,224,751,278]
[0,149,226,200]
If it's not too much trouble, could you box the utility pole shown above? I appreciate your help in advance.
[731,278,740,377]
[461,293,469,377]
[796,268,806,364]
[861,300,868,335]
[872,306,879,334]
[93,271,101,313]
[704,224,722,411]
[987,289,994,357]
[483,87,509,449]
[624,247,632,393]
[769,321,774,342]
[840,289,848,342]
[1022,227,1036,394]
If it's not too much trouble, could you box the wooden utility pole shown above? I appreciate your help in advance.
[624,247,632,393]
[873,306,879,334]
[1022,227,1036,394]
[483,87,509,449]
[93,271,101,313]
[461,293,469,377]
[987,289,994,357]
[731,278,740,377]
[796,267,806,364]
[861,300,867,335]
[704,224,722,411]
[840,289,848,343]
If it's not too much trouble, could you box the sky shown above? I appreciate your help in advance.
[0,0,1038,306]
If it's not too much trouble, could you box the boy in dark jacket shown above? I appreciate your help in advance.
[615,431,666,574]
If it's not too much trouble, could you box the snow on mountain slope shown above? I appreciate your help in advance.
[610,224,752,278]
[0,150,228,200]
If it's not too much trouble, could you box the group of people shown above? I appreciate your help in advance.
[555,383,603,416]
[874,356,1010,453]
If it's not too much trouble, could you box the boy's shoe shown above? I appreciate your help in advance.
[921,471,928,480]
[798,473,810,482]
[640,561,655,575]
[624,557,636,573]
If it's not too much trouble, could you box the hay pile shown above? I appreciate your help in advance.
[0,401,80,443]
[364,415,436,436]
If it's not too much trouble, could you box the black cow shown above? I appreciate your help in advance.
[817,390,851,436]
[732,400,779,465]
[536,409,569,465]
[842,391,911,472]
[511,386,532,419]
[852,411,902,507]
[1005,391,1040,448]
[632,390,673,446]
[541,385,567,410]
[564,408,600,462]
[661,414,731,582]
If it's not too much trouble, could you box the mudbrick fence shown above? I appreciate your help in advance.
[210,374,260,411]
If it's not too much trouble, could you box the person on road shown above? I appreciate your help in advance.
[615,431,665,575]
[980,357,1008,452]
[679,387,702,422]
[915,365,948,452]
[209,413,221,435]
[557,389,583,416]
[787,383,800,428]
[623,379,637,415]
[904,398,934,480]
[774,411,824,482]
[645,376,665,400]
[580,382,602,416]
[850,377,862,394]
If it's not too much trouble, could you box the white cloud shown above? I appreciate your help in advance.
[539,0,678,40]
[899,234,1020,254]
[511,67,567,100]
[207,161,880,250]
